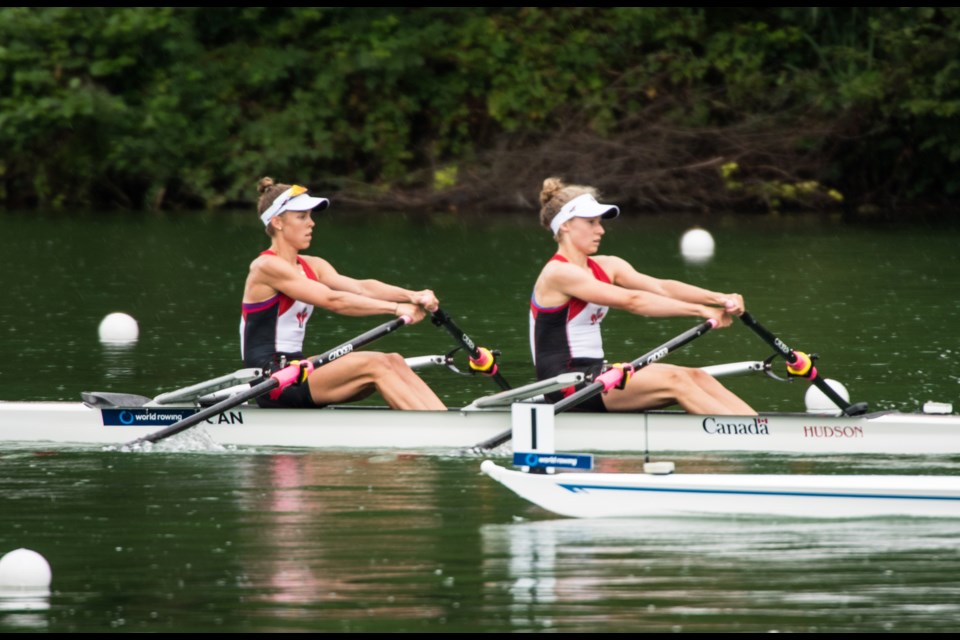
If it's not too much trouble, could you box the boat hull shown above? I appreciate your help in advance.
[2,401,960,454]
[481,461,960,519]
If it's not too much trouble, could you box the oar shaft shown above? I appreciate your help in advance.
[739,312,793,360]
[309,316,410,367]
[126,316,411,447]
[432,308,511,390]
[811,375,857,412]
[739,312,865,415]
[471,319,717,452]
[133,378,279,445]
[554,319,717,414]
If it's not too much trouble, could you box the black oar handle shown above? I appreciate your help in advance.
[739,312,867,416]
[431,308,511,391]
[309,315,410,368]
[470,319,717,452]
[125,316,412,447]
[554,319,717,414]
[739,312,793,359]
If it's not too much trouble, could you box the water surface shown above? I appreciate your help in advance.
[2,210,959,632]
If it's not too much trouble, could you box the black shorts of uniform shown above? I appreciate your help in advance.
[255,381,320,409]
[251,353,324,409]
[543,359,608,413]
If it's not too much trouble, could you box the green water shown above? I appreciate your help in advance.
[3,209,958,410]
[3,449,960,632]
[2,210,960,632]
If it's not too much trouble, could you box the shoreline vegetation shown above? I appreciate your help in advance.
[1,8,958,218]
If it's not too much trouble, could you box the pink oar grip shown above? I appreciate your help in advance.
[400,314,413,324]
[594,367,626,392]
[707,318,719,329]
[268,361,315,399]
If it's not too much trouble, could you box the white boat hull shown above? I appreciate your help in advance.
[2,401,960,454]
[480,461,960,519]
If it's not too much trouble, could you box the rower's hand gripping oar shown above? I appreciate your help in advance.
[124,316,413,447]
[431,308,511,391]
[470,318,719,452]
[739,311,868,416]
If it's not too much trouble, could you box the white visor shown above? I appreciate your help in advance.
[549,193,620,235]
[260,185,330,226]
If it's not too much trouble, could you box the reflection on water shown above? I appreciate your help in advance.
[2,448,960,632]
[99,343,138,381]
[0,593,50,631]
[481,516,960,632]
[236,453,449,624]
[0,612,49,632]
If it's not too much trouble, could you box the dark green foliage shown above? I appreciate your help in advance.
[1,7,957,213]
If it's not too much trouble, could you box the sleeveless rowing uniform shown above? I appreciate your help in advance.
[529,254,611,411]
[240,250,319,408]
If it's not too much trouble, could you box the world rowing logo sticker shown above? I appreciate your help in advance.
[514,452,594,470]
[101,408,245,427]
[102,408,197,426]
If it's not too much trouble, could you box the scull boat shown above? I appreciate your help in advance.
[480,461,960,519]
[480,401,960,519]
[0,358,958,453]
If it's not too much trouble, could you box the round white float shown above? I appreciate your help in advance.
[804,379,850,416]
[923,401,954,415]
[0,549,52,592]
[98,312,139,344]
[680,228,715,263]
[643,461,676,475]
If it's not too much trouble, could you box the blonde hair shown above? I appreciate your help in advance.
[539,177,600,232]
[256,177,291,236]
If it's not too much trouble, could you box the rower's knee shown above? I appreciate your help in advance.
[344,352,391,378]
[364,352,407,377]
[384,352,407,369]
[687,367,714,385]
[660,365,703,395]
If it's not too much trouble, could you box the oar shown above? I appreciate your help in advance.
[431,308,511,391]
[470,318,718,452]
[124,316,412,447]
[739,311,868,416]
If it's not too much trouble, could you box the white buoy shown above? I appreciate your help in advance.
[680,228,715,263]
[643,461,676,475]
[804,379,850,416]
[0,549,52,593]
[923,401,954,415]
[98,312,139,344]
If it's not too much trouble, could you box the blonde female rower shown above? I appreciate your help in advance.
[241,178,445,410]
[530,177,756,415]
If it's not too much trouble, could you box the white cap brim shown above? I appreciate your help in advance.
[260,186,330,225]
[550,194,619,235]
[283,193,329,212]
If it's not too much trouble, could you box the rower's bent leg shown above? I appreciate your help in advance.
[601,363,755,415]
[685,367,756,415]
[377,352,447,411]
[305,352,446,411]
